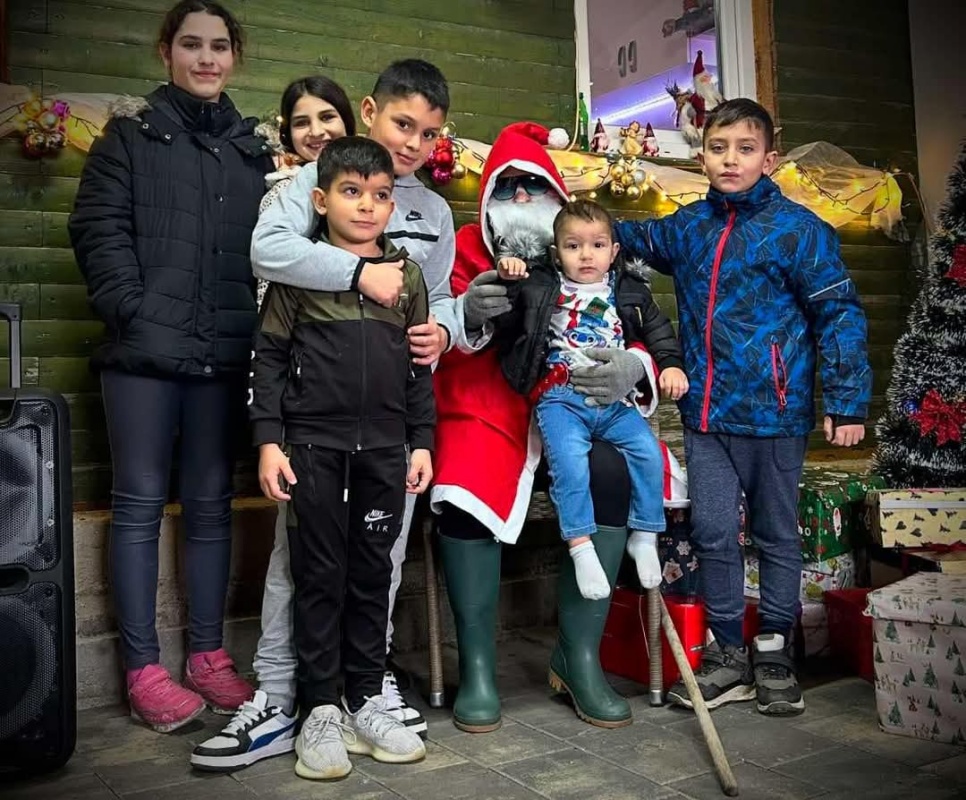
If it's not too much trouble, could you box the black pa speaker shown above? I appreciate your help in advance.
[0,303,76,775]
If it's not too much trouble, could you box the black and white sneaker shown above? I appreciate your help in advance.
[753,633,805,716]
[381,670,427,739]
[667,639,756,710]
[191,690,297,772]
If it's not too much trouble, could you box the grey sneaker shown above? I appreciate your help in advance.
[344,695,426,764]
[667,639,755,710]
[294,705,352,781]
[753,633,805,716]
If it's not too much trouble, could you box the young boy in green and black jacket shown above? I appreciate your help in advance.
[249,137,433,781]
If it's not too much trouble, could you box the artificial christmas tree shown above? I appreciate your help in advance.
[874,140,966,487]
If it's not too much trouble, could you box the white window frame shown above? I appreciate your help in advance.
[574,0,758,159]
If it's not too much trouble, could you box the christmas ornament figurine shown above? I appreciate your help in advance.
[874,140,966,486]
[642,122,659,158]
[618,121,644,157]
[665,50,722,157]
[590,118,610,154]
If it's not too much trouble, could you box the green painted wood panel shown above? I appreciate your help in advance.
[5,0,576,504]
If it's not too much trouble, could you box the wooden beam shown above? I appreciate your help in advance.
[751,0,779,145]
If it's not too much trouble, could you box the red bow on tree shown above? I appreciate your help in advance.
[909,389,966,446]
[947,244,966,287]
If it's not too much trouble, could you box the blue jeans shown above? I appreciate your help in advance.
[101,369,243,670]
[534,386,665,539]
[684,428,807,645]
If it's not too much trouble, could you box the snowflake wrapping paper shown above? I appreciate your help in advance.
[867,572,966,745]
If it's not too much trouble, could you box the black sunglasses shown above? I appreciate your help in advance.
[492,174,551,201]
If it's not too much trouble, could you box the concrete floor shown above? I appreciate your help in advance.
[6,629,966,800]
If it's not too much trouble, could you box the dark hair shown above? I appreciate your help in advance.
[278,76,356,153]
[316,136,395,191]
[553,199,615,244]
[703,98,775,151]
[158,0,245,59]
[371,59,450,114]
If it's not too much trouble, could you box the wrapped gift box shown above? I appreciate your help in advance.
[867,572,966,746]
[744,550,854,603]
[798,602,830,658]
[797,467,885,560]
[742,466,883,559]
[658,501,700,597]
[865,489,966,549]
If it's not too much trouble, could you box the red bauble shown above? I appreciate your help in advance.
[435,137,451,151]
[431,167,452,185]
[946,244,966,288]
[434,149,454,167]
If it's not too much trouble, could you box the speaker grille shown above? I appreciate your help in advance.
[0,585,59,741]
[0,397,59,571]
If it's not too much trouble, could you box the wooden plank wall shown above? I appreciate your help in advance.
[772,0,920,451]
[0,0,577,505]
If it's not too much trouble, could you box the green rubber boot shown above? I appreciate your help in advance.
[438,534,502,733]
[549,525,632,727]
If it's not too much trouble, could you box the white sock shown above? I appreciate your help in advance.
[569,541,611,600]
[626,530,662,589]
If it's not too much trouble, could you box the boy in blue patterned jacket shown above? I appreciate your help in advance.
[615,99,871,716]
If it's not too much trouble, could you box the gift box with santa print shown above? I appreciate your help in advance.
[867,572,966,746]
[796,466,886,560]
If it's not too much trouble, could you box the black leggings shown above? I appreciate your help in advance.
[437,441,631,540]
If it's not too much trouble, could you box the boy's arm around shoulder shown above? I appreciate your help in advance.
[252,163,372,292]
[403,262,436,452]
[250,283,300,448]
[791,215,872,420]
[613,213,677,275]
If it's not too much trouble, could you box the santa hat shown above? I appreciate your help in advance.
[693,49,706,80]
[478,121,570,255]
[644,122,656,138]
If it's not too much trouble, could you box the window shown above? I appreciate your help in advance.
[575,0,759,159]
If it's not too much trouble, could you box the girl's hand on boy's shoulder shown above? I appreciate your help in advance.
[258,443,296,502]
[497,257,529,281]
[407,449,433,494]
[824,417,866,447]
[659,367,689,401]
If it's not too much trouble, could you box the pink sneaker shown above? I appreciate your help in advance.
[184,648,254,714]
[127,664,205,733]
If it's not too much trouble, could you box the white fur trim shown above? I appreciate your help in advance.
[627,348,660,418]
[429,416,543,545]
[547,127,570,149]
[480,159,569,256]
[109,95,150,120]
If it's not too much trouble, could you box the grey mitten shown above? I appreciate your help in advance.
[462,270,511,331]
[570,348,645,406]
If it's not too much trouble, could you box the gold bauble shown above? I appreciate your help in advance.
[626,185,641,200]
[452,163,466,179]
[621,172,634,186]
[609,181,625,196]
[610,164,626,179]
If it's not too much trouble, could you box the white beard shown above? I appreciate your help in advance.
[486,193,562,259]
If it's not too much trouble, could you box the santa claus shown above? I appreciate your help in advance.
[432,122,656,733]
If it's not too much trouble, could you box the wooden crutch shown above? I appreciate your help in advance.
[650,587,739,797]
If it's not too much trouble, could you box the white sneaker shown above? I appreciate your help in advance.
[295,705,352,781]
[191,690,296,772]
[344,695,426,764]
[382,670,428,738]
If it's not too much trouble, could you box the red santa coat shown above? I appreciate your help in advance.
[431,123,570,544]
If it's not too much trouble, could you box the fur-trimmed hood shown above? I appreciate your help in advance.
[109,95,151,120]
